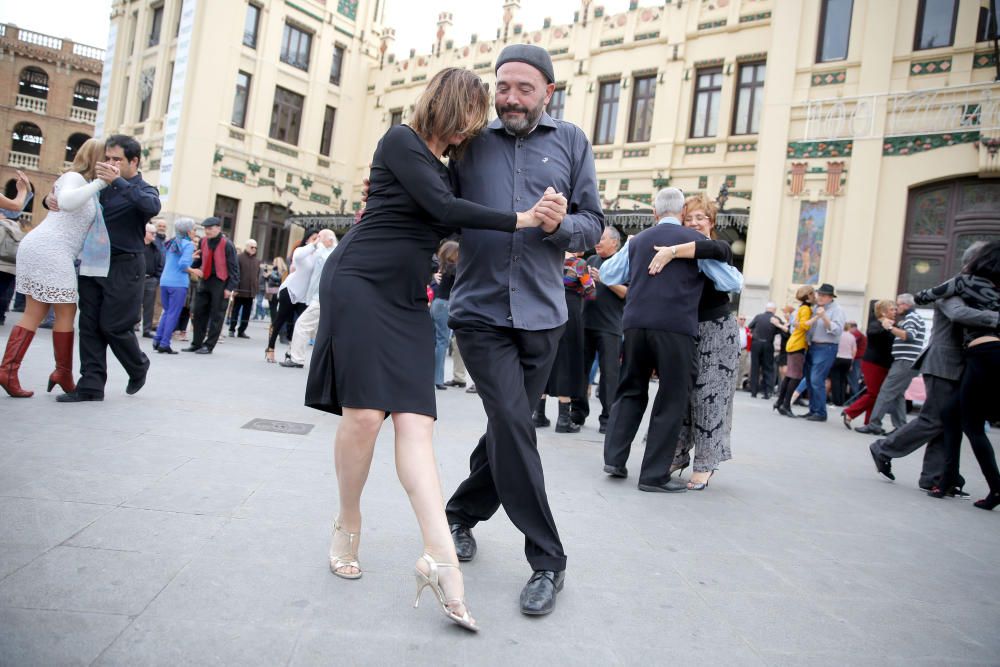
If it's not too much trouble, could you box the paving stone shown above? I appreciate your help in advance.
[0,607,131,667]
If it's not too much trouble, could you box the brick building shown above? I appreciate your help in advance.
[0,24,104,227]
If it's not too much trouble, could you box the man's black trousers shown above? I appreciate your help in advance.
[76,253,150,397]
[229,296,254,335]
[573,328,621,426]
[749,340,775,397]
[603,328,698,486]
[446,322,567,573]
[191,277,228,351]
[872,374,964,489]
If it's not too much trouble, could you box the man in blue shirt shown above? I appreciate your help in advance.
[444,45,603,617]
[51,135,161,402]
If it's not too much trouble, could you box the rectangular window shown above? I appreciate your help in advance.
[914,0,958,50]
[978,0,999,42]
[269,86,304,145]
[627,75,656,143]
[546,86,566,120]
[280,23,312,71]
[593,80,620,146]
[389,109,403,126]
[330,44,345,86]
[816,0,853,62]
[243,4,261,48]
[232,71,251,128]
[214,195,240,238]
[148,5,163,47]
[690,67,722,139]
[732,62,766,135]
[320,105,336,156]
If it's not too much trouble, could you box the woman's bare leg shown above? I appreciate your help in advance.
[52,303,76,333]
[15,296,50,331]
[331,407,383,575]
[392,412,470,619]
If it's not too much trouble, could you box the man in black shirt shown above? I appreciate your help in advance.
[748,303,781,399]
[184,217,239,355]
[51,134,161,402]
[141,223,164,339]
[572,226,626,433]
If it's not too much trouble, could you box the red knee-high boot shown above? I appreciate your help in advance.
[48,330,76,393]
[0,325,35,398]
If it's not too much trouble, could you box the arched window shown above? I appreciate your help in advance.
[11,122,44,155]
[73,80,100,110]
[65,133,91,162]
[18,67,49,99]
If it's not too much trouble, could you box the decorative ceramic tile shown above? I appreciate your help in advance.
[973,52,998,69]
[811,70,846,86]
[727,141,758,152]
[786,140,853,158]
[697,19,727,30]
[739,11,771,23]
[882,131,979,156]
[686,144,717,154]
[910,58,952,76]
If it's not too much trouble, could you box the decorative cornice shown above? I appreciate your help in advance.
[882,131,979,156]
[910,58,952,76]
[0,36,103,74]
[811,70,846,86]
[786,140,853,158]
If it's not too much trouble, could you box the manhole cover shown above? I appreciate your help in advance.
[242,418,314,436]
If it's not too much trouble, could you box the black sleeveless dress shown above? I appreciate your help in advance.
[305,125,516,418]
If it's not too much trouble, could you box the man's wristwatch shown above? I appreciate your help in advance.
[670,246,677,257]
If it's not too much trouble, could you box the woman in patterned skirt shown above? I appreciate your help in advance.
[665,194,743,490]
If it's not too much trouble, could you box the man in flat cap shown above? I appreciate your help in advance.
[184,217,239,355]
[444,44,603,616]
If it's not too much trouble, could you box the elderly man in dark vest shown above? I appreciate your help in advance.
[599,187,707,492]
[184,217,239,355]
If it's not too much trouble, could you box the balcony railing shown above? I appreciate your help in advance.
[17,28,62,50]
[8,151,40,170]
[15,94,47,114]
[69,106,98,124]
[72,42,105,61]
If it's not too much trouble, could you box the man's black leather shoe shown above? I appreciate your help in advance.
[637,478,687,493]
[238,333,251,339]
[443,380,466,388]
[854,423,885,435]
[804,414,827,422]
[520,570,565,616]
[181,345,201,352]
[56,391,104,403]
[603,464,627,478]
[126,373,146,395]
[869,442,895,481]
[194,347,212,355]
[450,524,476,562]
[280,359,304,368]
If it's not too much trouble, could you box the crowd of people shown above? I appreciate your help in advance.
[0,44,997,637]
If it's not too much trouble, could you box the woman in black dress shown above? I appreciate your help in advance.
[305,68,558,632]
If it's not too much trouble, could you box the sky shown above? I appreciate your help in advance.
[1,0,646,57]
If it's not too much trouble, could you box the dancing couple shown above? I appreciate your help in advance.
[305,46,602,631]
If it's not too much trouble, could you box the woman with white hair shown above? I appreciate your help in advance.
[153,218,196,355]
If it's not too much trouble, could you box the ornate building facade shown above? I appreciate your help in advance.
[92,0,999,316]
[0,24,103,227]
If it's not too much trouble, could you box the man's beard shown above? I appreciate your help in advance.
[496,98,546,136]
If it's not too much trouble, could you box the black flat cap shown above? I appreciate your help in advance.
[495,44,555,84]
[201,216,222,227]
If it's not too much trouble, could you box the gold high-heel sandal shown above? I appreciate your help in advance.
[413,553,478,632]
[329,519,362,579]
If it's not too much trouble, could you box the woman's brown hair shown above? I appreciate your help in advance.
[682,194,719,240]
[437,240,459,267]
[409,68,490,160]
[68,138,106,180]
[795,285,815,303]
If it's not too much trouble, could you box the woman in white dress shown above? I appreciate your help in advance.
[0,138,108,398]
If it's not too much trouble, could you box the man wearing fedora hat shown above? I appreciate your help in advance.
[444,43,603,616]
[800,283,846,421]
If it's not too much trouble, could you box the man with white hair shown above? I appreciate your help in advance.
[280,230,337,368]
[748,301,782,399]
[854,293,926,435]
[598,187,740,492]
[140,222,164,338]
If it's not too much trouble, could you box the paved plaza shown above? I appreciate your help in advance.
[1,322,998,666]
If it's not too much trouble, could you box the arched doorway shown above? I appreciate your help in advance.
[899,178,1000,294]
